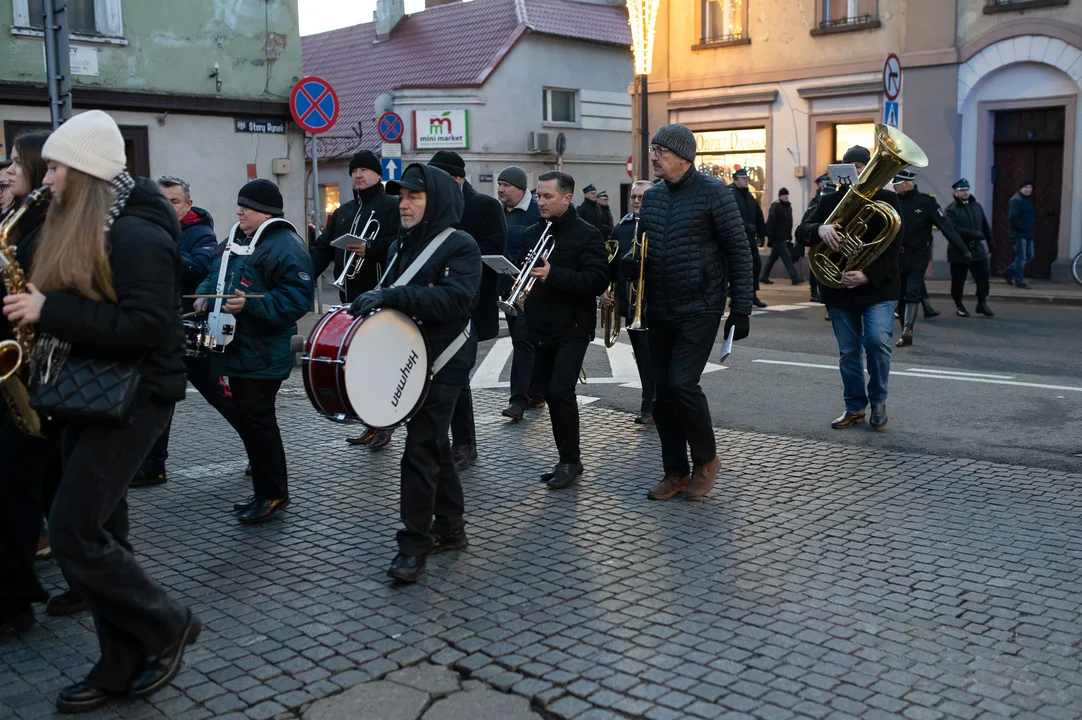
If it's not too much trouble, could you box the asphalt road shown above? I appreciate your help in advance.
[471,283,1082,472]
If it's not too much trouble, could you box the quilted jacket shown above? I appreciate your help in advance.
[635,167,754,320]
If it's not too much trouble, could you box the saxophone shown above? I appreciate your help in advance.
[0,186,50,438]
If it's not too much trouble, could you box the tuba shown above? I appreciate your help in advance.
[0,187,51,438]
[809,124,928,289]
[600,238,621,348]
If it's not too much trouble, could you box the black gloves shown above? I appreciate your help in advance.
[963,251,973,263]
[724,312,750,342]
[619,249,640,278]
[349,288,383,317]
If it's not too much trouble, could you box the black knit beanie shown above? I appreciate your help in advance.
[842,145,871,165]
[428,150,466,178]
[349,150,381,175]
[650,124,697,162]
[237,179,284,217]
[498,166,528,191]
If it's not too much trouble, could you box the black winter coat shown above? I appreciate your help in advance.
[577,197,614,239]
[369,165,482,387]
[459,181,506,341]
[520,205,609,344]
[636,166,754,319]
[0,198,47,343]
[310,183,401,302]
[1008,192,1035,240]
[945,196,994,263]
[730,183,766,248]
[609,213,638,321]
[37,178,187,404]
[895,188,968,259]
[796,186,901,308]
[501,197,541,298]
[764,200,793,247]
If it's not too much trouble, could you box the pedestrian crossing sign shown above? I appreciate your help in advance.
[883,101,900,129]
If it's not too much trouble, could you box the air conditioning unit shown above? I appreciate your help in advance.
[527,131,552,154]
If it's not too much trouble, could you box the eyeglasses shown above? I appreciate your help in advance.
[648,145,670,158]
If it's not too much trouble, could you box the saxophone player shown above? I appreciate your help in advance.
[795,145,902,431]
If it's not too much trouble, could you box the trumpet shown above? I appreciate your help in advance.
[497,221,554,316]
[331,210,380,290]
[627,230,648,331]
[600,238,621,348]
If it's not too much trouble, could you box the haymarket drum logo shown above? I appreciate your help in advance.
[413,109,469,149]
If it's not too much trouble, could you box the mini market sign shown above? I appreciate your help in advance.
[413,109,469,149]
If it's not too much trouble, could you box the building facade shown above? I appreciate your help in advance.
[1,0,305,235]
[640,0,1082,280]
[302,0,634,225]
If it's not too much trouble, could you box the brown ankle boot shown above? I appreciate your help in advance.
[647,473,690,500]
[686,456,720,500]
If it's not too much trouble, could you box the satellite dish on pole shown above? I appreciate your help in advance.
[374,92,393,116]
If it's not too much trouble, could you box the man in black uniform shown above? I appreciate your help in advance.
[427,151,507,470]
[805,174,835,304]
[577,183,614,239]
[892,169,970,347]
[520,171,609,490]
[945,178,995,318]
[310,150,402,449]
[347,164,481,583]
[626,124,753,501]
[729,168,768,308]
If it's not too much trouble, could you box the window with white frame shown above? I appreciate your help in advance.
[817,0,878,29]
[543,88,577,124]
[12,0,124,40]
[702,0,747,44]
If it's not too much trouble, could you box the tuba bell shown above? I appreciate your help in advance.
[809,124,928,289]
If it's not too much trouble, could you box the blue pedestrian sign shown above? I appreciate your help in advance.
[382,157,402,182]
[883,101,900,128]
[378,112,404,143]
[289,76,339,135]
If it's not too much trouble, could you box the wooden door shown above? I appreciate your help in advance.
[990,108,1064,279]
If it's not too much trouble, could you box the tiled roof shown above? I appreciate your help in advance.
[301,0,630,157]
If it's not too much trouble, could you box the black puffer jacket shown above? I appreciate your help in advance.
[764,200,793,247]
[636,166,753,319]
[37,178,186,404]
[521,205,609,344]
[459,181,506,341]
[945,196,994,263]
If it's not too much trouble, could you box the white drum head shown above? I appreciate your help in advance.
[343,309,429,428]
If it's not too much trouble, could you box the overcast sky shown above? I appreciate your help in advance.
[299,0,428,36]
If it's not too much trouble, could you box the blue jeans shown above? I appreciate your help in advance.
[1010,238,1034,283]
[829,301,895,413]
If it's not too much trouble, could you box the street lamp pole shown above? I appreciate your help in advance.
[627,0,660,181]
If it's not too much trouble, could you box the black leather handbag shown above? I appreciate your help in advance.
[29,354,142,426]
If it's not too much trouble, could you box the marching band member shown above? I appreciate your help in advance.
[945,178,995,317]
[194,179,314,524]
[522,171,609,490]
[626,124,753,501]
[607,179,655,424]
[309,150,401,450]
[2,110,200,711]
[427,151,507,471]
[347,163,481,583]
[796,145,901,431]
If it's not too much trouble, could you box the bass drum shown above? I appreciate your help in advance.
[303,306,431,429]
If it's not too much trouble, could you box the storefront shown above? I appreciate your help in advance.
[694,127,767,203]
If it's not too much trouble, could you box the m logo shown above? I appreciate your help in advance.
[429,112,452,134]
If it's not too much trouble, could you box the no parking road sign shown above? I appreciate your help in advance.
[290,76,339,135]
[378,112,404,143]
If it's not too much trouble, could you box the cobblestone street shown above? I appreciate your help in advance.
[2,381,1082,720]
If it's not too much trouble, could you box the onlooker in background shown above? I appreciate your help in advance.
[0,159,13,214]
[1006,180,1035,289]
[760,187,800,286]
[945,178,995,318]
[729,168,768,308]
[577,183,614,239]
[805,174,835,304]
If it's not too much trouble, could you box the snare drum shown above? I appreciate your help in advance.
[183,319,213,357]
[303,306,431,429]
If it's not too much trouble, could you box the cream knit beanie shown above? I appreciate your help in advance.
[42,110,126,181]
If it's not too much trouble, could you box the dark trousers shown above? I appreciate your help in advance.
[398,382,464,556]
[648,314,721,477]
[751,243,762,292]
[950,258,990,304]
[0,408,61,621]
[140,356,239,475]
[50,402,188,692]
[230,377,287,501]
[762,241,798,282]
[450,385,475,447]
[534,340,590,464]
[628,327,655,415]
[809,272,822,299]
[898,251,930,305]
[507,313,543,407]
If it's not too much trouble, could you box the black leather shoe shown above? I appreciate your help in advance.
[130,470,167,488]
[528,398,546,409]
[369,430,394,451]
[452,444,477,471]
[233,496,256,513]
[634,412,653,425]
[540,462,560,482]
[46,589,87,617]
[502,403,525,420]
[760,277,774,284]
[976,302,995,317]
[547,461,583,490]
[56,682,115,714]
[0,608,33,636]
[870,403,888,431]
[831,411,865,429]
[922,302,940,318]
[752,296,768,308]
[810,294,821,303]
[431,530,468,555]
[956,304,970,317]
[238,498,289,524]
[129,612,202,698]
[387,553,426,583]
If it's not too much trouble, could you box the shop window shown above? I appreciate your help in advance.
[833,123,876,163]
[13,0,124,40]
[984,0,1068,14]
[319,184,340,227]
[693,128,767,205]
[543,88,577,124]
[812,0,880,35]
[701,0,748,46]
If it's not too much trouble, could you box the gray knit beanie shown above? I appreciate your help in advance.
[650,124,696,163]
[498,166,528,191]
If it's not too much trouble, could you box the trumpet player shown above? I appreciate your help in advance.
[624,124,754,502]
[521,171,608,490]
[606,179,655,424]
[309,150,401,449]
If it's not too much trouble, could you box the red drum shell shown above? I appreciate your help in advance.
[303,307,361,422]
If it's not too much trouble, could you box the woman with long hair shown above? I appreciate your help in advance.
[2,111,200,714]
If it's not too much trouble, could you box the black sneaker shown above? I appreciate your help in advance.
[431,530,468,555]
[130,470,167,488]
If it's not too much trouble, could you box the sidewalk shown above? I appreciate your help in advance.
[3,385,1081,719]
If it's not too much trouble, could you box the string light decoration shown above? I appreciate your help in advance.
[626,0,661,76]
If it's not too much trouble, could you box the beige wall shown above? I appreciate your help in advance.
[957,0,1082,46]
